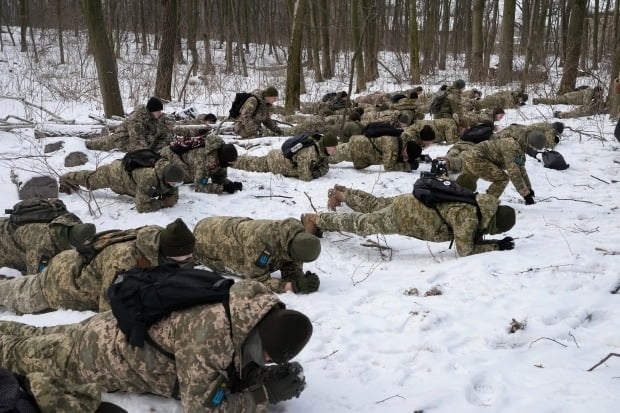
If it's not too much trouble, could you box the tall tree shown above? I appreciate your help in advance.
[284,0,306,114]
[310,2,323,82]
[82,0,124,117]
[56,0,65,64]
[409,0,420,83]
[351,0,366,92]
[19,0,27,52]
[497,0,516,85]
[438,0,450,70]
[187,0,200,75]
[470,0,484,81]
[201,0,215,75]
[362,0,379,82]
[558,0,587,94]
[319,0,333,79]
[154,0,178,100]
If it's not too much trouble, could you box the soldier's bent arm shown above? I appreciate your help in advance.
[503,153,531,197]
[239,97,259,121]
[127,118,149,149]
[443,205,488,256]
[133,173,164,213]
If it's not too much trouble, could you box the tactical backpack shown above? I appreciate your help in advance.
[121,149,161,174]
[413,174,478,208]
[460,123,494,144]
[0,368,40,413]
[320,92,337,102]
[428,92,448,115]
[542,150,569,170]
[362,122,403,138]
[228,93,258,119]
[76,228,140,265]
[5,198,68,226]
[281,133,320,160]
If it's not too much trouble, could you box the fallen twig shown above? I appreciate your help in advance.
[361,239,391,251]
[375,394,406,404]
[253,195,293,199]
[0,95,64,120]
[319,349,339,360]
[590,175,610,184]
[304,191,318,213]
[517,264,574,275]
[587,353,620,371]
[529,337,568,349]
[595,247,620,256]
[568,331,580,348]
[537,196,603,206]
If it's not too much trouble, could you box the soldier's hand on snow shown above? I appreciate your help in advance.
[291,271,320,294]
[497,237,514,251]
[233,181,243,191]
[263,362,306,404]
[222,181,240,194]
[311,168,322,179]
[528,189,535,197]
[160,196,177,208]
[409,159,419,171]
[420,154,433,163]
[523,193,535,205]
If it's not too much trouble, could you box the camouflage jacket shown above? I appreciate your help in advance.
[0,213,82,274]
[444,141,476,172]
[112,105,171,152]
[464,136,532,197]
[194,217,307,293]
[103,159,179,213]
[404,119,460,144]
[390,193,502,256]
[237,89,278,132]
[347,135,412,172]
[159,135,230,194]
[478,90,520,109]
[493,123,556,149]
[240,143,329,181]
[434,86,462,121]
[8,281,281,412]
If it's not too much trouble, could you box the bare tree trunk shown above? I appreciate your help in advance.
[0,2,16,49]
[497,0,516,85]
[470,0,484,81]
[19,0,27,52]
[319,0,333,79]
[187,0,200,75]
[224,0,233,73]
[310,2,323,82]
[438,0,450,70]
[592,0,600,70]
[608,0,620,119]
[351,0,366,92]
[362,0,379,82]
[56,0,65,64]
[140,0,148,55]
[285,0,306,114]
[483,0,499,73]
[154,0,178,100]
[521,0,539,89]
[82,0,124,117]
[558,0,586,94]
[229,0,248,77]
[409,0,421,83]
[201,0,215,75]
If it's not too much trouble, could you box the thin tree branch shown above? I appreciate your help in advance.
[588,353,620,371]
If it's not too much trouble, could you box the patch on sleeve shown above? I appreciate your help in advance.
[514,155,524,165]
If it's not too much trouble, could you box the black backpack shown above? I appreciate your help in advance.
[460,123,494,143]
[5,199,68,226]
[121,149,161,174]
[107,264,235,347]
[76,228,140,265]
[362,122,403,138]
[281,133,319,160]
[0,368,40,413]
[428,92,448,114]
[229,93,258,119]
[413,174,478,208]
[542,150,569,170]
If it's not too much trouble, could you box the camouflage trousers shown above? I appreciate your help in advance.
[62,166,116,192]
[0,251,95,314]
[328,143,352,164]
[316,189,397,236]
[557,103,605,119]
[460,154,508,198]
[416,119,459,144]
[0,321,102,412]
[233,119,261,139]
[85,135,121,151]
[235,154,270,173]
[443,141,475,173]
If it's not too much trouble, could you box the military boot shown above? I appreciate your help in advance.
[327,185,346,211]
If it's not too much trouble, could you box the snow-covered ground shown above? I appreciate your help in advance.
[1,30,620,413]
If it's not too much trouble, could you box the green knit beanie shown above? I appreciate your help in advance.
[288,232,321,262]
[163,164,185,184]
[264,86,279,97]
[68,223,96,247]
[321,132,339,148]
[159,218,195,257]
[487,205,516,235]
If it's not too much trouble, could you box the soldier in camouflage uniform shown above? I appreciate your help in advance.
[433,79,465,123]
[404,118,461,144]
[458,130,547,204]
[159,135,242,194]
[354,92,389,108]
[234,133,338,181]
[233,86,283,138]
[441,140,477,173]
[493,121,564,149]
[0,219,195,314]
[390,92,425,122]
[0,213,94,274]
[59,159,184,213]
[194,216,322,294]
[304,185,516,257]
[317,91,349,116]
[477,89,528,110]
[86,97,173,152]
[533,86,602,106]
[460,107,504,130]
[360,104,401,126]
[0,280,313,412]
[553,88,607,119]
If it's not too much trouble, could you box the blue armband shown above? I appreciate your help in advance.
[200,177,209,185]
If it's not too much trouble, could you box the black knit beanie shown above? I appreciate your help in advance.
[420,125,436,142]
[406,141,422,160]
[258,308,313,363]
[146,97,164,113]
[217,144,238,166]
[159,218,195,257]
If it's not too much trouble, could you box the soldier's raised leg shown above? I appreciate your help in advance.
[234,155,270,173]
[462,159,508,198]
[315,205,398,237]
[341,188,394,213]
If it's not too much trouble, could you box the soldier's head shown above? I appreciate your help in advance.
[288,232,321,263]
[526,130,546,151]
[439,84,448,91]
[159,218,195,266]
[409,91,419,100]
[419,125,436,147]
[57,223,96,249]
[257,308,313,363]
[217,144,238,167]
[414,86,424,94]
[353,106,365,116]
[320,132,339,156]
[493,107,505,122]
[391,93,407,103]
[487,205,516,235]
[263,86,279,104]
[147,96,164,119]
[515,91,529,105]
[398,114,411,128]
[471,89,482,99]
[454,79,466,90]
[338,91,349,100]
[349,112,361,122]
[198,113,217,125]
[403,141,422,162]
[551,122,564,143]
[163,164,185,188]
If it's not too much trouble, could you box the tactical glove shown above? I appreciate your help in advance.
[222,181,240,194]
[233,181,243,191]
[529,189,535,197]
[263,362,306,404]
[497,237,515,251]
[95,402,128,413]
[523,193,535,205]
[420,154,433,163]
[311,168,322,179]
[291,271,320,294]
[409,159,419,171]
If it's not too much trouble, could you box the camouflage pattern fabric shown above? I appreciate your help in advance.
[233,89,280,138]
[234,142,329,181]
[477,90,522,109]
[434,86,462,122]
[327,142,351,164]
[443,141,476,173]
[404,119,459,144]
[60,159,179,213]
[460,136,532,198]
[556,99,607,119]
[534,88,598,105]
[0,226,162,313]
[361,108,400,127]
[390,97,425,122]
[284,116,328,137]
[194,217,308,293]
[354,92,388,106]
[341,135,412,172]
[316,188,504,256]
[0,213,82,274]
[493,123,557,149]
[317,96,347,116]
[0,280,282,412]
[159,135,231,194]
[460,109,494,129]
[86,105,172,152]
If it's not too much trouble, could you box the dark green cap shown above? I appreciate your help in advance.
[159,218,195,257]
[288,232,321,262]
[488,205,516,234]
[258,308,313,363]
[264,86,279,97]
[68,223,96,247]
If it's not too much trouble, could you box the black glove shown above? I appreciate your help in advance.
[311,168,322,179]
[95,402,128,413]
[529,189,535,197]
[524,193,535,205]
[233,181,243,191]
[409,159,419,171]
[291,271,320,294]
[497,237,515,251]
[420,154,433,163]
[222,181,240,194]
[263,362,306,404]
